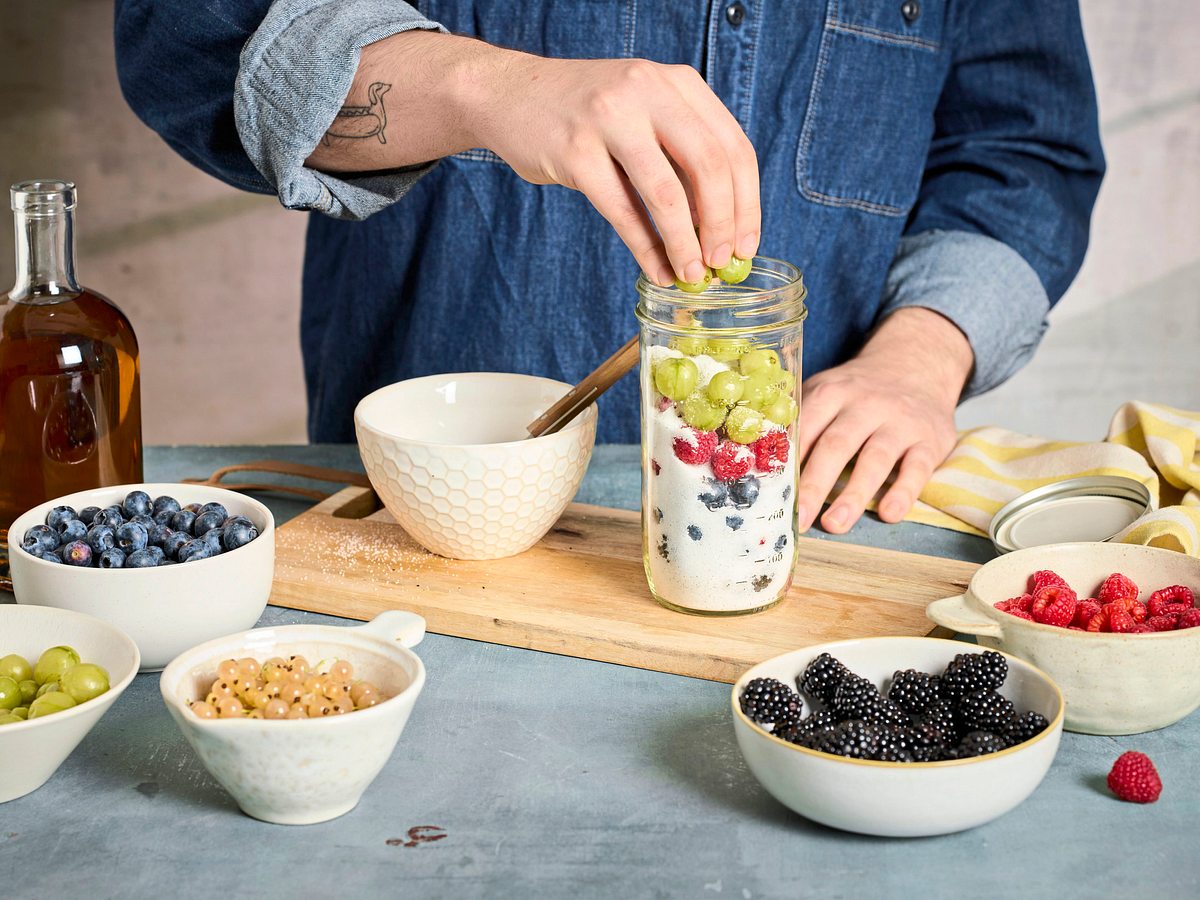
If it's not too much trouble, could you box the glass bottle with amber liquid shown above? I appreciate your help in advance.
[0,180,142,531]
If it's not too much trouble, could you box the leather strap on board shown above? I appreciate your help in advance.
[182,460,372,501]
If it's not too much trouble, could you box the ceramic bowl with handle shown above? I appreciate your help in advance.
[354,373,597,560]
[160,610,427,825]
[732,637,1064,838]
[926,542,1200,735]
[9,483,274,671]
[0,604,141,803]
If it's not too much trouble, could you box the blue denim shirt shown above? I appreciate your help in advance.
[114,0,1103,443]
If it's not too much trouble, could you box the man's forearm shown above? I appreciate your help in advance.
[860,307,975,407]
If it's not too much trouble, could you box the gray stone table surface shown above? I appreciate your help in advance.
[3,445,1198,900]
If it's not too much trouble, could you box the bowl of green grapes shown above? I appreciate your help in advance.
[0,604,140,803]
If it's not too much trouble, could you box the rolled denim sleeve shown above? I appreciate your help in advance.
[234,0,446,220]
[880,230,1049,398]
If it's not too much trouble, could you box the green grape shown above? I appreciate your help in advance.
[18,680,37,704]
[28,691,77,719]
[0,654,33,684]
[669,336,708,356]
[34,645,81,686]
[673,267,713,293]
[680,393,728,432]
[741,372,781,410]
[0,676,20,711]
[0,714,20,727]
[714,255,752,284]
[36,681,60,699]
[763,394,799,427]
[725,406,765,444]
[706,338,754,362]
[11,707,28,720]
[706,370,745,406]
[61,664,110,704]
[739,348,781,376]
[653,357,699,401]
[775,369,796,395]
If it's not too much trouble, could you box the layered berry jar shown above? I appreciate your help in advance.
[636,259,807,615]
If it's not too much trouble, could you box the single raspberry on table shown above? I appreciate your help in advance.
[1031,585,1077,627]
[1097,572,1139,605]
[1073,599,1102,628]
[672,428,718,465]
[1148,585,1195,618]
[1107,751,1162,803]
[1147,614,1179,632]
[710,440,753,482]
[1028,570,1069,595]
[751,430,790,473]
[1178,608,1200,629]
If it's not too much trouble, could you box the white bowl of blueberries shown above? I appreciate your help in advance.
[8,484,274,671]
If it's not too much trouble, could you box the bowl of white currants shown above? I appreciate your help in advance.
[0,604,141,803]
[159,609,427,825]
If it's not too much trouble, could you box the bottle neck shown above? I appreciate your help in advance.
[10,207,80,301]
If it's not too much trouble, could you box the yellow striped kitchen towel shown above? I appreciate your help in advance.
[902,401,1200,555]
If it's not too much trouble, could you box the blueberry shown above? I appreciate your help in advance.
[782,484,792,502]
[86,524,116,554]
[79,506,102,525]
[130,514,155,530]
[125,549,158,568]
[177,539,213,563]
[146,522,173,547]
[93,506,125,530]
[687,525,703,541]
[61,540,93,567]
[726,516,744,531]
[23,544,44,559]
[183,502,203,515]
[151,495,181,516]
[115,522,149,553]
[39,552,64,565]
[57,518,88,542]
[728,476,761,509]
[698,480,729,512]
[152,509,175,526]
[162,531,190,560]
[122,490,152,519]
[774,535,788,553]
[45,505,78,530]
[145,545,165,563]
[193,509,226,536]
[169,510,197,535]
[159,558,178,566]
[98,548,126,569]
[222,519,258,551]
[200,528,224,553]
[22,524,60,554]
[199,502,228,521]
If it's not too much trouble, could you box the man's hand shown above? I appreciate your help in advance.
[795,308,973,534]
[307,32,761,286]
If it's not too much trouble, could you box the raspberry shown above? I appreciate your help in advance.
[1178,608,1200,629]
[1007,609,1034,621]
[710,440,753,482]
[751,430,789,473]
[1108,603,1137,633]
[1010,593,1035,613]
[1107,751,1162,803]
[1031,585,1077,627]
[1113,597,1149,623]
[1097,572,1139,605]
[1086,608,1111,632]
[1073,598,1102,628]
[1147,585,1195,618]
[1148,614,1179,632]
[1067,625,1084,630]
[672,428,718,465]
[1029,570,1068,595]
[657,395,674,412]
[1129,624,1153,633]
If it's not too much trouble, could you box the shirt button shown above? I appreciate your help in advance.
[901,0,920,23]
[725,2,746,27]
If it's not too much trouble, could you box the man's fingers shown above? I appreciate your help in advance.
[877,443,942,523]
[820,432,904,534]
[795,381,843,465]
[655,111,737,272]
[795,415,875,532]
[574,156,674,286]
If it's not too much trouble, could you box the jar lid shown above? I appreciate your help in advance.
[988,475,1155,554]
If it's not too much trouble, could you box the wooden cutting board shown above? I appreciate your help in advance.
[269,487,977,682]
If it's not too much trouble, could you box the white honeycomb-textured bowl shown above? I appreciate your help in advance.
[354,373,597,560]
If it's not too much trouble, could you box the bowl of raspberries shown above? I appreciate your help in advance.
[926,542,1200,735]
[732,637,1063,837]
[8,484,274,671]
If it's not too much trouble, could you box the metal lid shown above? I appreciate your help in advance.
[988,475,1155,554]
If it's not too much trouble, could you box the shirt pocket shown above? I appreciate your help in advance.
[795,0,948,217]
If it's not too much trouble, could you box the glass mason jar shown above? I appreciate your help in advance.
[636,259,807,615]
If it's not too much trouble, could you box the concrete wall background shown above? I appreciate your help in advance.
[1,1,1197,445]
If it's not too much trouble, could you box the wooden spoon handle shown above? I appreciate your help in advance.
[527,335,639,438]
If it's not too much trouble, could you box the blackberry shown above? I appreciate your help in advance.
[740,678,803,730]
[814,719,883,759]
[874,727,918,762]
[1005,710,1050,747]
[797,653,849,706]
[907,721,950,762]
[916,698,959,743]
[887,669,941,715]
[776,709,837,747]
[958,689,1016,733]
[953,731,1007,758]
[940,651,1007,699]
[831,673,883,722]
[870,698,913,730]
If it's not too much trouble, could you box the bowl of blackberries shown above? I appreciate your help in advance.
[731,638,1064,837]
[8,484,274,671]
